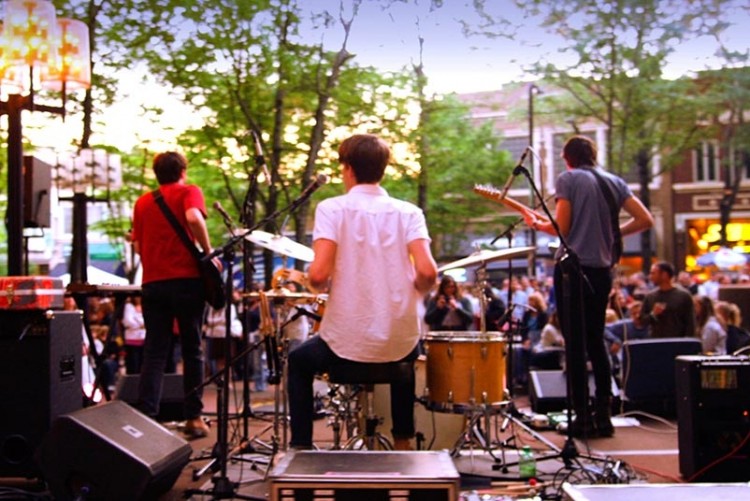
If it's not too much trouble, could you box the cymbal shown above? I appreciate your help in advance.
[437,246,535,272]
[243,291,318,301]
[236,230,315,262]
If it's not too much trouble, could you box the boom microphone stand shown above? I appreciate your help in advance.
[512,162,603,475]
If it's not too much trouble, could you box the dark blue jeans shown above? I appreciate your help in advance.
[554,260,613,412]
[138,278,206,420]
[287,336,418,448]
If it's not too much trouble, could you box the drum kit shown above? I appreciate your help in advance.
[235,233,547,462]
[420,246,556,460]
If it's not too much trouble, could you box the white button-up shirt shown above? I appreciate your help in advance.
[313,184,430,362]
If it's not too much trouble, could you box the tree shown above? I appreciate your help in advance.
[471,0,737,273]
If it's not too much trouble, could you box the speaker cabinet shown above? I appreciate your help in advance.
[676,355,750,482]
[36,400,192,501]
[0,310,82,478]
[529,370,618,414]
[23,156,52,228]
[114,373,185,422]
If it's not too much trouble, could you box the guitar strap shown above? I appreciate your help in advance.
[152,190,204,263]
[587,168,623,267]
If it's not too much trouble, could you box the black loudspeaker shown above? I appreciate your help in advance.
[0,310,82,478]
[676,355,750,482]
[115,373,185,422]
[23,156,52,228]
[529,370,619,414]
[36,400,192,501]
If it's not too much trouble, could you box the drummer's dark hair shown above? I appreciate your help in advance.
[153,151,187,184]
[338,134,390,184]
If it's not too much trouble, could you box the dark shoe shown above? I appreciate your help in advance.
[184,417,210,438]
[596,418,615,437]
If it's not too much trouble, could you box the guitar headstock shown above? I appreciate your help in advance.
[473,184,502,201]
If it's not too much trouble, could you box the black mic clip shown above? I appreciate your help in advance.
[513,164,529,177]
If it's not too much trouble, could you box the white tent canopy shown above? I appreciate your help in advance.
[57,266,130,286]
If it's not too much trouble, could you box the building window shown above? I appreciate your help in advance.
[693,141,719,182]
[730,145,750,183]
[499,136,529,165]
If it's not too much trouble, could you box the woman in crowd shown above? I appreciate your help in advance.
[424,275,474,331]
[694,295,727,355]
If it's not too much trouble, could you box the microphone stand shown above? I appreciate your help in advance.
[511,165,605,478]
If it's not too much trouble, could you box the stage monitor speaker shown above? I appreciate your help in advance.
[0,310,82,478]
[115,373,185,422]
[676,355,750,482]
[23,155,52,228]
[36,400,192,501]
[529,370,618,414]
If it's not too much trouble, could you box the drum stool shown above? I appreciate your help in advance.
[327,360,414,450]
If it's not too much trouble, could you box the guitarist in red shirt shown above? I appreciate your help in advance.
[132,151,216,438]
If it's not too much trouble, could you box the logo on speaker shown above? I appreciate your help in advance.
[122,425,144,438]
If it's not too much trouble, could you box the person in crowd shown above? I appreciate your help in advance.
[530,309,565,369]
[694,295,727,355]
[698,271,724,300]
[500,277,529,321]
[511,291,549,388]
[287,134,438,450]
[131,151,217,438]
[677,271,699,295]
[641,261,696,339]
[424,275,474,331]
[523,135,653,438]
[715,301,750,354]
[203,300,243,376]
[122,296,146,374]
[483,286,507,332]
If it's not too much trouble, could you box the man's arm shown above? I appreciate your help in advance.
[620,195,654,236]
[185,207,213,254]
[408,239,437,294]
[308,239,337,291]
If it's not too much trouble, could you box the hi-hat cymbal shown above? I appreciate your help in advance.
[236,230,315,262]
[437,246,535,272]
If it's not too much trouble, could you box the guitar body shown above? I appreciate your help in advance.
[199,258,226,309]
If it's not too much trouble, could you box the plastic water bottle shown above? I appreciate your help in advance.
[519,445,536,478]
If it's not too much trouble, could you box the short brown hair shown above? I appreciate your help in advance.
[153,151,187,184]
[562,135,597,168]
[338,134,390,184]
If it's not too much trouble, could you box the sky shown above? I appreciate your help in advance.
[24,0,750,154]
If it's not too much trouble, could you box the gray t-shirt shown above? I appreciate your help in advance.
[555,167,632,267]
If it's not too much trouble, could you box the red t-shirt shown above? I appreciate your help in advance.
[132,181,207,284]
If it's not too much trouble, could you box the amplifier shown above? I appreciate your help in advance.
[269,450,459,501]
[676,355,750,482]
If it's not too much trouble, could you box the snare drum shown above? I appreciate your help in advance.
[424,331,507,412]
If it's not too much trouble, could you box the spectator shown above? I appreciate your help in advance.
[694,295,727,355]
[641,261,696,339]
[715,301,750,354]
[424,275,474,331]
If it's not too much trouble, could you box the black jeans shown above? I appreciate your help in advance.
[138,278,206,420]
[287,336,418,448]
[554,259,612,412]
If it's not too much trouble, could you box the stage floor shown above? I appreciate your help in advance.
[159,382,687,500]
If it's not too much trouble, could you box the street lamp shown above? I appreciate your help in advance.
[1,0,91,276]
[54,149,122,284]
[527,83,543,276]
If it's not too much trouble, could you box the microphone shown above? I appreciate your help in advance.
[251,131,272,185]
[289,173,330,211]
[213,201,235,231]
[500,147,530,199]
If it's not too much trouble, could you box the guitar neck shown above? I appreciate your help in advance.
[473,185,538,217]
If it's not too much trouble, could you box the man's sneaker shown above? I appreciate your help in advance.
[184,417,210,438]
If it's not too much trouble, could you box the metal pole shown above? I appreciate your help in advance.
[527,84,537,278]
[6,94,26,276]
[70,192,89,283]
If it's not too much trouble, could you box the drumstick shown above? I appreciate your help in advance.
[473,184,548,222]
